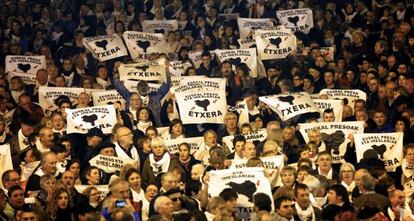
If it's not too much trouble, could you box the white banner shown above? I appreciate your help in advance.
[319,89,366,111]
[168,61,193,77]
[2,109,15,126]
[259,92,319,121]
[92,90,125,106]
[39,86,85,116]
[222,129,268,152]
[354,132,403,172]
[238,38,256,49]
[320,47,335,61]
[75,185,109,201]
[188,51,215,69]
[231,155,284,187]
[173,78,226,94]
[313,99,343,122]
[298,121,364,163]
[255,29,297,60]
[170,76,207,92]
[89,154,135,173]
[5,55,46,75]
[123,80,161,94]
[122,31,167,61]
[215,48,257,78]
[164,137,205,157]
[276,8,314,34]
[65,105,117,134]
[237,18,274,40]
[228,100,249,127]
[0,144,14,188]
[9,72,37,85]
[208,167,273,220]
[142,20,178,34]
[175,90,227,124]
[119,58,167,83]
[82,34,128,61]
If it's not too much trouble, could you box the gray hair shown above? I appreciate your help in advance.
[151,136,166,149]
[154,196,171,213]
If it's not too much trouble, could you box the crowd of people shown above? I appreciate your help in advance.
[0,0,414,220]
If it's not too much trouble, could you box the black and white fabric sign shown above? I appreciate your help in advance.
[8,72,37,85]
[313,99,343,122]
[39,87,87,115]
[320,47,335,61]
[173,78,226,94]
[276,8,314,34]
[215,48,258,78]
[238,38,256,49]
[168,61,193,77]
[5,55,46,75]
[228,100,249,127]
[0,144,14,188]
[119,58,167,83]
[222,129,268,152]
[175,89,227,124]
[142,20,178,34]
[123,31,167,61]
[188,51,215,69]
[89,154,135,173]
[208,167,273,220]
[169,76,208,92]
[92,90,126,106]
[299,121,364,163]
[319,89,366,110]
[82,34,128,61]
[255,29,297,60]
[66,105,117,134]
[230,155,285,187]
[164,137,205,157]
[259,92,319,121]
[237,18,274,40]
[354,132,403,172]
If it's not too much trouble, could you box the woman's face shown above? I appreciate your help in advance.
[341,165,354,182]
[52,114,64,130]
[281,171,295,187]
[128,172,141,190]
[178,145,190,161]
[97,68,108,79]
[152,144,165,157]
[145,184,158,201]
[89,189,100,203]
[10,189,24,208]
[139,109,149,121]
[57,192,69,209]
[297,171,308,183]
[171,123,183,136]
[241,127,251,135]
[146,129,157,139]
[43,179,56,192]
[69,163,80,178]
[87,169,101,185]
[395,120,405,132]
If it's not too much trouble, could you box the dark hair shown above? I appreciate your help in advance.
[66,159,81,171]
[8,185,24,198]
[274,196,292,210]
[219,188,238,201]
[253,193,272,212]
[81,166,100,185]
[185,180,202,196]
[328,184,350,204]
[1,170,18,186]
[51,144,67,154]
[294,183,309,197]
[233,135,246,146]
[169,119,184,134]
[124,168,140,183]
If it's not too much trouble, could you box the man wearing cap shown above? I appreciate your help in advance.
[9,116,36,169]
[255,65,282,96]
[78,127,105,169]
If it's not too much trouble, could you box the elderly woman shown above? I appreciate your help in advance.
[339,162,356,201]
[36,174,58,210]
[141,137,181,186]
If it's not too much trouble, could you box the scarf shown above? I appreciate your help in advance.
[141,95,149,107]
[295,202,315,221]
[62,71,74,86]
[96,77,110,89]
[341,180,355,197]
[318,167,333,179]
[20,161,40,182]
[18,129,30,151]
[0,131,7,143]
[115,143,140,162]
[137,121,152,133]
[149,153,171,177]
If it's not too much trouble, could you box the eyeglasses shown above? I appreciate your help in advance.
[342,170,353,173]
[171,197,181,202]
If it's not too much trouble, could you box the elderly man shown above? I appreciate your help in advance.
[26,152,58,192]
[35,127,54,153]
[1,170,21,193]
[113,127,140,168]
[153,196,174,221]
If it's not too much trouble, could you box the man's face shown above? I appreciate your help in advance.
[100,147,115,156]
[324,72,334,85]
[40,128,54,147]
[116,127,133,147]
[234,141,245,155]
[21,123,34,137]
[221,63,232,78]
[5,171,20,189]
[224,114,237,129]
[296,188,310,209]
[318,155,332,171]
[373,112,386,127]
[267,68,279,79]
[303,79,312,89]
[244,143,256,159]
[162,175,177,191]
[327,190,339,204]
[63,59,73,71]
[21,212,37,221]
[277,200,294,219]
[368,79,379,92]
[43,154,57,175]
[168,192,182,211]
[323,112,335,122]
[112,183,130,199]
[62,171,75,188]
[225,198,237,213]
[159,198,174,217]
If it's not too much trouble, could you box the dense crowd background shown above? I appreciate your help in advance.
[0,0,414,220]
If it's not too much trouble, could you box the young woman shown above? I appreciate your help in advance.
[81,166,101,185]
[167,119,185,139]
[46,188,74,221]
[136,108,153,133]
[176,143,201,182]
[66,160,82,185]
